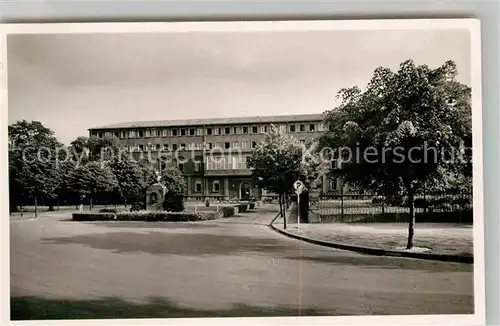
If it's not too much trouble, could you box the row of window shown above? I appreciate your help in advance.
[125,140,261,152]
[193,180,219,193]
[95,123,324,139]
[205,155,250,171]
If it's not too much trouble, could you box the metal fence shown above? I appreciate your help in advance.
[310,191,473,223]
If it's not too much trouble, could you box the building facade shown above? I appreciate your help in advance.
[89,114,341,200]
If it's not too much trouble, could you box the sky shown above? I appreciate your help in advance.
[8,28,471,145]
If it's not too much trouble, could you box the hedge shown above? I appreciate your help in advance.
[73,211,220,222]
[220,206,235,217]
[99,207,130,213]
[236,204,248,213]
[73,213,115,221]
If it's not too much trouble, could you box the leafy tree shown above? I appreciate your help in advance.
[247,126,324,228]
[108,155,147,207]
[85,162,119,210]
[8,120,63,216]
[160,167,187,212]
[318,60,472,248]
[69,135,120,162]
[160,167,187,195]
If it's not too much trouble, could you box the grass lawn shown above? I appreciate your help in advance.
[274,220,473,257]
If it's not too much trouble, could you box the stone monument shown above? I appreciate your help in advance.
[146,170,166,211]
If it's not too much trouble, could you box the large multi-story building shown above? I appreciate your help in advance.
[89,113,340,200]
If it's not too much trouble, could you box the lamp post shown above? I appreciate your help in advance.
[293,180,304,232]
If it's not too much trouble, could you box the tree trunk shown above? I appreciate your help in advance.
[406,188,415,249]
[34,196,38,219]
[299,191,310,223]
[90,197,93,211]
[282,193,287,230]
[57,196,60,211]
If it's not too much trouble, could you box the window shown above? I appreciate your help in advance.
[197,128,204,136]
[329,179,337,191]
[252,126,258,134]
[181,129,186,136]
[331,160,339,169]
[318,123,325,131]
[261,125,268,133]
[138,130,144,137]
[218,128,222,135]
[206,128,213,135]
[232,141,239,149]
[252,141,257,148]
[151,129,159,137]
[215,142,221,149]
[139,144,144,151]
[163,144,169,151]
[98,132,103,138]
[180,143,186,150]
[212,180,220,193]
[194,161,201,172]
[195,181,202,193]
[224,142,231,149]
[114,132,119,138]
[172,144,178,151]
[300,139,305,144]
[243,126,249,134]
[309,124,316,132]
[299,124,305,132]
[241,141,249,149]
[162,129,169,137]
[155,144,161,151]
[172,129,178,136]
[207,142,213,150]
[187,128,194,136]
[145,130,151,138]
[129,130,137,138]
[224,127,231,135]
[233,126,238,134]
[178,163,184,172]
[213,127,220,135]
[289,124,296,132]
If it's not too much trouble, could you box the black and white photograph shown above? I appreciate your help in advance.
[2,19,484,325]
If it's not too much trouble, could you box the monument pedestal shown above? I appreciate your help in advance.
[146,183,166,211]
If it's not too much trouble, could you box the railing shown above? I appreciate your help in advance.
[312,191,473,223]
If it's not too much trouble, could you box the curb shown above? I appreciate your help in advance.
[268,214,473,264]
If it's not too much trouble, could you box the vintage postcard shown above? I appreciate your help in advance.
[1,19,484,325]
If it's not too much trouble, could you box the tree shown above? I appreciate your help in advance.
[8,121,63,216]
[160,167,187,212]
[108,155,148,207]
[69,135,121,162]
[84,162,119,210]
[318,60,472,248]
[247,126,324,228]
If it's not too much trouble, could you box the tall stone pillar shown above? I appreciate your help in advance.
[224,178,229,199]
[322,174,328,193]
[187,176,192,197]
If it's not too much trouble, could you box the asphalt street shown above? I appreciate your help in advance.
[10,205,474,319]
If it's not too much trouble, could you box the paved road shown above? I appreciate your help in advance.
[10,205,474,319]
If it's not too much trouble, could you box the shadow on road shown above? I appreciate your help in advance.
[283,255,473,273]
[11,296,328,320]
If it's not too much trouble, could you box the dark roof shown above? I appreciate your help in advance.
[89,113,325,130]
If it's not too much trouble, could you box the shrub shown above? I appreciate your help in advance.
[73,211,221,222]
[99,207,129,213]
[220,206,236,217]
[371,196,385,204]
[249,202,256,209]
[72,213,115,221]
[237,203,248,213]
[163,193,185,212]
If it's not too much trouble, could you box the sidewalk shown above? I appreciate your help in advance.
[272,216,473,263]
